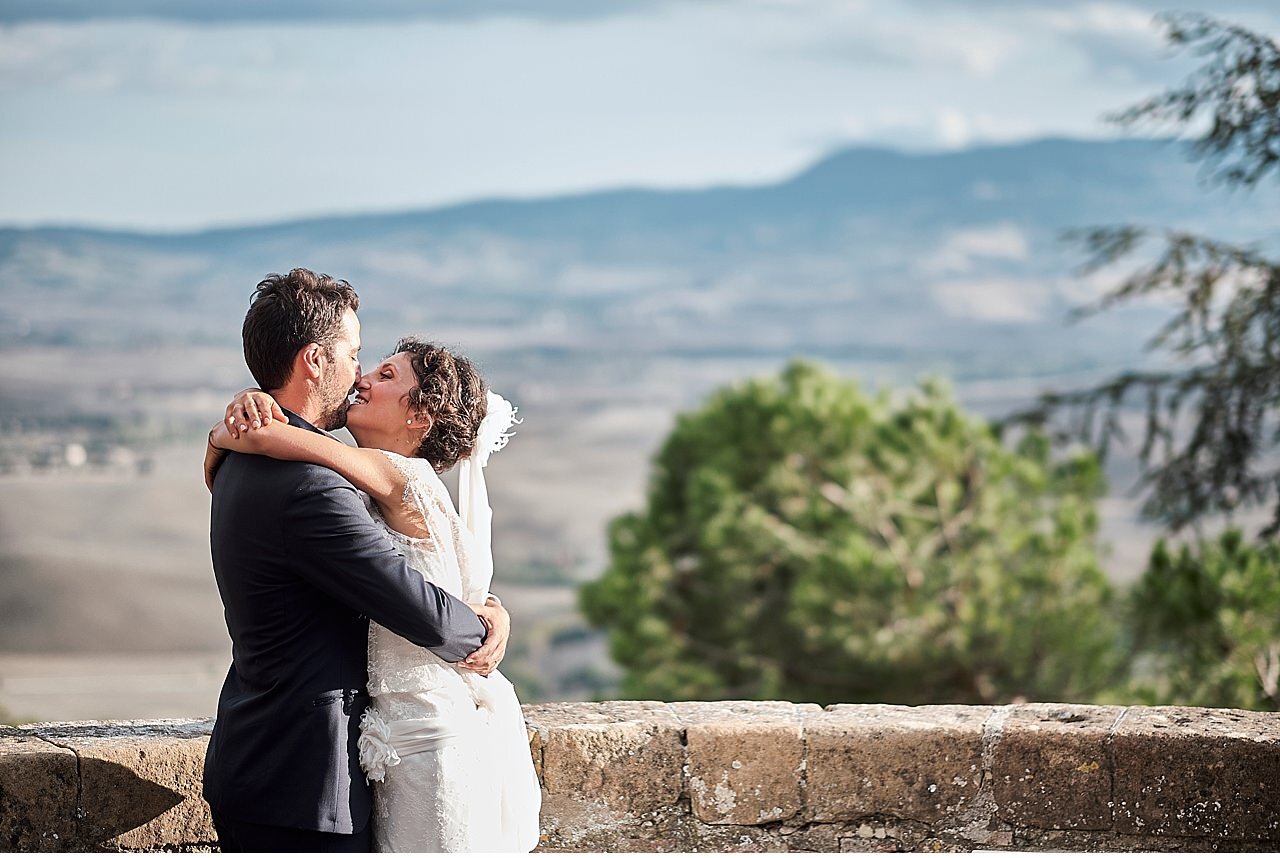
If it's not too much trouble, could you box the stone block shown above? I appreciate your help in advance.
[776,821,844,852]
[993,703,1121,831]
[676,816,790,851]
[26,719,214,851]
[671,700,817,826]
[527,701,683,815]
[804,704,989,823]
[0,733,78,852]
[527,724,544,785]
[1112,706,1280,840]
[537,794,684,852]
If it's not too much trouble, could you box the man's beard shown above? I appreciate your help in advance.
[316,374,353,431]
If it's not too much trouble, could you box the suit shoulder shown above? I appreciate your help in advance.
[287,459,359,494]
[222,453,356,494]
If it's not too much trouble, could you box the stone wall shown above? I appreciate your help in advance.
[1,701,1277,852]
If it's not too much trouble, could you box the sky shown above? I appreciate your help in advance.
[2,0,1279,232]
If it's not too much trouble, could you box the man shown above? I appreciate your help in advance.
[203,268,509,852]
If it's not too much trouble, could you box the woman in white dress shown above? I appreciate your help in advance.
[205,338,541,853]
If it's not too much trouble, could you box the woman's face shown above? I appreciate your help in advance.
[346,351,422,437]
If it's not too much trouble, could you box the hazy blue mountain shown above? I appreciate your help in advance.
[3,136,1273,389]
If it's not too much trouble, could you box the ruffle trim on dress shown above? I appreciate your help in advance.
[357,708,401,783]
[459,668,515,715]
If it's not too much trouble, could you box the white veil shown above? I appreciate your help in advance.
[455,390,519,598]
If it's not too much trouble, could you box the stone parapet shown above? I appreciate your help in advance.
[1,702,1277,852]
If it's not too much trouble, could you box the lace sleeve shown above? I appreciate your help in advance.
[372,450,448,544]
[375,449,492,603]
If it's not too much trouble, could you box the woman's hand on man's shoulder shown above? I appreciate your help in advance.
[224,388,287,439]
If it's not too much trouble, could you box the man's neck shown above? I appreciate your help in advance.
[268,386,323,428]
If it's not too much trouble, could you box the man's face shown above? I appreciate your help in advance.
[316,307,361,431]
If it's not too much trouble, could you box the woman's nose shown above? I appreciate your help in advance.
[356,373,371,390]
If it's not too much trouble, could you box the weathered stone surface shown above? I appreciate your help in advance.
[536,793,684,852]
[805,704,989,824]
[0,733,78,852]
[527,725,544,785]
[992,703,1121,831]
[671,700,818,826]
[526,701,683,815]
[4,703,1280,852]
[798,818,931,852]
[775,821,844,852]
[529,700,685,856]
[1112,706,1280,840]
[24,719,215,851]
[677,815,790,851]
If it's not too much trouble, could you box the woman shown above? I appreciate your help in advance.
[205,337,541,853]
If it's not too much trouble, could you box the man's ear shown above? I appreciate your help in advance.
[297,343,324,381]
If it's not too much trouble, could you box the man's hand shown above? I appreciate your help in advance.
[458,597,509,676]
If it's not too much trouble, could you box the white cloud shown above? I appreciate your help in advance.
[949,224,1030,260]
[0,22,308,94]
[1040,3,1156,37]
[804,9,1022,78]
[1054,267,1125,304]
[932,278,1051,323]
[0,0,679,25]
[937,109,971,147]
[920,224,1031,276]
[3,0,1275,229]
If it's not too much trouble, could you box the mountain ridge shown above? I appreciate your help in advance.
[0,136,1185,243]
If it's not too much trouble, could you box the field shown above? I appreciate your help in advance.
[1,351,1222,723]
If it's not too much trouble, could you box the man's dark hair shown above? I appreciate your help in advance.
[242,269,360,391]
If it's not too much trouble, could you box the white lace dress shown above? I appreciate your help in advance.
[355,451,541,852]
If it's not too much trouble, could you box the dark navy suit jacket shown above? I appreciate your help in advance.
[202,411,486,833]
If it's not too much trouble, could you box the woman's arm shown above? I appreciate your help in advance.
[205,385,285,491]
[203,429,228,493]
[215,418,408,509]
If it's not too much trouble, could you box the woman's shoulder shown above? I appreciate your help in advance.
[374,448,449,501]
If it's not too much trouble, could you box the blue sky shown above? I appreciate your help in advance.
[2,0,1278,231]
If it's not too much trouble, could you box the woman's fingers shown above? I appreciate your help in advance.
[254,395,272,426]
[253,392,281,426]
[222,388,280,437]
[239,392,279,429]
[244,397,262,430]
[266,399,286,427]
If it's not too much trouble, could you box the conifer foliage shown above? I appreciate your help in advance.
[582,362,1120,705]
[1011,14,1280,535]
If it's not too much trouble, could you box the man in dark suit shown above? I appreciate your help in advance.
[203,269,509,852]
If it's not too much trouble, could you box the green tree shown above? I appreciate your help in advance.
[1011,14,1280,535]
[1128,530,1280,710]
[581,361,1122,705]
[1005,13,1280,710]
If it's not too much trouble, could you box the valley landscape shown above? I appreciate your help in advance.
[2,137,1272,721]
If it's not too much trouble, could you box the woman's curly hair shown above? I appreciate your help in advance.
[394,337,488,473]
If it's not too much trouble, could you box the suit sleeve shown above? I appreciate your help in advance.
[281,469,487,662]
